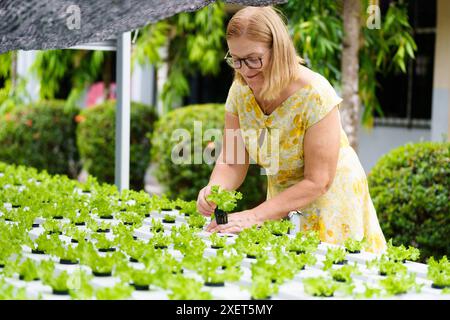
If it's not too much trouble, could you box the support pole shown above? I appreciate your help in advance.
[115,32,131,191]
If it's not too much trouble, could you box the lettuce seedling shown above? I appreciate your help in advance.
[250,275,278,300]
[209,232,228,249]
[263,219,294,236]
[151,218,164,233]
[17,258,41,281]
[92,232,117,251]
[242,243,268,259]
[162,213,176,224]
[303,276,338,297]
[117,211,144,226]
[69,270,94,300]
[0,278,29,300]
[53,244,80,264]
[427,256,450,288]
[187,214,206,229]
[95,282,134,300]
[286,232,320,254]
[379,272,423,296]
[386,239,420,263]
[344,237,367,253]
[149,232,171,249]
[367,254,408,276]
[330,263,361,283]
[167,275,212,300]
[206,185,242,224]
[323,247,348,270]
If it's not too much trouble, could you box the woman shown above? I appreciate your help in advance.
[196,6,387,254]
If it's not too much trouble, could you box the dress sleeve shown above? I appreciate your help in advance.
[224,81,239,116]
[305,78,343,129]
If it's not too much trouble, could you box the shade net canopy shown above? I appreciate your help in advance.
[0,0,287,54]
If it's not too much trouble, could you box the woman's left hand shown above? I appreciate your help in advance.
[206,210,262,234]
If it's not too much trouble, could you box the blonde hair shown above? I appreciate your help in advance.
[226,6,304,101]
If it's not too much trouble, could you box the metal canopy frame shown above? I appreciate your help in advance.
[68,34,131,192]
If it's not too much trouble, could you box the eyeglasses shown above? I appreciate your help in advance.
[224,49,271,70]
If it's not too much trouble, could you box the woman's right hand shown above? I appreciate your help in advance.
[197,185,217,217]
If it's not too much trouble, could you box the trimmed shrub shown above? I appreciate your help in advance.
[76,100,158,190]
[0,100,80,178]
[368,141,450,261]
[150,104,267,211]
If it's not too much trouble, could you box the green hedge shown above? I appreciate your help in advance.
[76,100,158,190]
[150,104,267,211]
[0,100,80,178]
[368,141,450,261]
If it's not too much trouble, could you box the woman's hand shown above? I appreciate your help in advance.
[196,185,217,217]
[206,210,262,234]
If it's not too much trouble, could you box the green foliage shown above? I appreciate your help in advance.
[95,282,134,300]
[427,256,450,287]
[263,219,294,236]
[167,275,212,300]
[150,104,267,211]
[207,185,242,212]
[0,100,80,177]
[323,247,347,270]
[367,254,408,276]
[135,3,225,112]
[330,263,360,283]
[31,49,106,104]
[76,100,158,190]
[209,232,227,248]
[386,239,420,263]
[303,276,338,297]
[379,273,422,296]
[344,237,367,253]
[368,142,450,262]
[279,0,417,126]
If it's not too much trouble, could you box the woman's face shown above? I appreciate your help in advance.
[227,37,271,91]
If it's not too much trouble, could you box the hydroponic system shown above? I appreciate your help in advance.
[0,162,449,300]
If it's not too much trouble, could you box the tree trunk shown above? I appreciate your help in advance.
[341,0,361,152]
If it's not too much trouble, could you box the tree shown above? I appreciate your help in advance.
[279,0,416,151]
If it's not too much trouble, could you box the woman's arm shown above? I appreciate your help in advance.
[197,111,250,216]
[208,112,250,190]
[207,106,341,232]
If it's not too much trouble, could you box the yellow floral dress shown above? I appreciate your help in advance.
[224,72,387,254]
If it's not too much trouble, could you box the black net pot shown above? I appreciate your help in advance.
[215,208,228,225]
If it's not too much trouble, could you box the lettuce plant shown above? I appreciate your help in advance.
[427,256,450,288]
[263,219,294,236]
[379,273,423,296]
[386,239,420,263]
[187,214,206,229]
[206,185,242,224]
[286,232,320,254]
[303,276,338,297]
[167,275,212,300]
[366,254,408,276]
[95,282,134,300]
[209,232,227,249]
[0,278,29,300]
[149,232,171,249]
[117,211,143,226]
[17,258,41,281]
[69,270,94,300]
[344,237,367,253]
[250,275,278,300]
[330,263,361,283]
[323,247,348,270]
[151,218,164,233]
[242,243,268,259]
[53,244,80,264]
[162,214,176,223]
[92,233,117,251]
[355,283,382,299]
